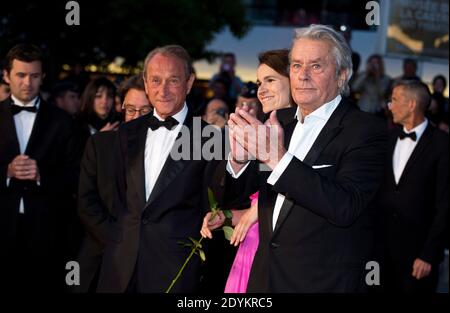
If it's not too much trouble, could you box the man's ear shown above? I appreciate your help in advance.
[338,69,348,89]
[3,70,10,84]
[408,98,417,113]
[186,73,195,95]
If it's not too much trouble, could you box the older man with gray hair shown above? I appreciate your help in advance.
[222,24,388,292]
[97,45,222,293]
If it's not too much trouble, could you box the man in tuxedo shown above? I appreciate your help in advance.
[0,44,76,291]
[222,25,387,292]
[76,74,152,292]
[50,81,81,117]
[376,80,448,293]
[97,45,221,293]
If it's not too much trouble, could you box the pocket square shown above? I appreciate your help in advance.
[312,164,333,169]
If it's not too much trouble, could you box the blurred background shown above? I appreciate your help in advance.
[1,0,448,94]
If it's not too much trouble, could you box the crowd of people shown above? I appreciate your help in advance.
[0,24,448,294]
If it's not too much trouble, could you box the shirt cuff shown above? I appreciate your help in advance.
[226,153,251,178]
[267,152,294,185]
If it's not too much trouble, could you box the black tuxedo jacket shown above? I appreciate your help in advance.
[224,99,388,292]
[0,97,77,290]
[97,110,222,292]
[375,124,448,272]
[76,130,119,292]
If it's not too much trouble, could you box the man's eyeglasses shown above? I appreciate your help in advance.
[123,104,152,116]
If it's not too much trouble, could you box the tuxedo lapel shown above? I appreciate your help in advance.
[263,108,296,235]
[271,100,349,236]
[258,170,276,237]
[0,98,21,157]
[143,111,193,210]
[278,107,298,149]
[25,101,52,159]
[302,100,349,166]
[397,124,433,186]
[283,120,297,149]
[127,118,148,211]
[387,129,400,184]
[272,197,294,236]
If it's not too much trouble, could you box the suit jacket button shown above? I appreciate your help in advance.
[271,242,280,249]
[142,219,148,225]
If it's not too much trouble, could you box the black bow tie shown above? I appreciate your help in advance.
[147,115,179,131]
[11,104,38,115]
[398,130,417,141]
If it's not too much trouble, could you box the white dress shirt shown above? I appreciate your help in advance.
[144,103,187,201]
[227,95,342,230]
[9,95,40,214]
[392,118,428,184]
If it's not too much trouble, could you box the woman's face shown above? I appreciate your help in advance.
[93,86,114,119]
[257,64,291,113]
[433,78,445,94]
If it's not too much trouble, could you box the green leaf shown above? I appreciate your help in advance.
[208,188,218,210]
[199,249,206,262]
[222,226,234,241]
[189,237,202,248]
[222,209,233,219]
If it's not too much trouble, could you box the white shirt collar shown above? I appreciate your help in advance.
[153,102,188,125]
[295,94,342,122]
[11,95,40,108]
[404,118,428,141]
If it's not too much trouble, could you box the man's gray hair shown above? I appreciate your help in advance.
[143,45,193,80]
[290,24,353,96]
[393,79,431,112]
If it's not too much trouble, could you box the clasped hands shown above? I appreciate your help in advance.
[7,154,40,182]
[228,105,286,170]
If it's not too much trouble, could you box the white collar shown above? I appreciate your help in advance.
[404,118,428,141]
[11,95,40,108]
[295,94,342,122]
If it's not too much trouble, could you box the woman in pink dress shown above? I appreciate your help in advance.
[201,49,293,292]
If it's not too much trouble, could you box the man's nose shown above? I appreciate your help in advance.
[297,67,310,80]
[23,75,31,86]
[160,80,170,95]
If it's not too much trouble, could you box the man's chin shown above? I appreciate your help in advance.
[19,95,38,103]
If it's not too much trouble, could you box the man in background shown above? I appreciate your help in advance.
[0,43,76,292]
[376,80,448,293]
[76,74,151,292]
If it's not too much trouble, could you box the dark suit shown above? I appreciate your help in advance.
[97,110,221,292]
[224,99,387,292]
[76,131,118,292]
[0,97,77,291]
[375,124,448,292]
